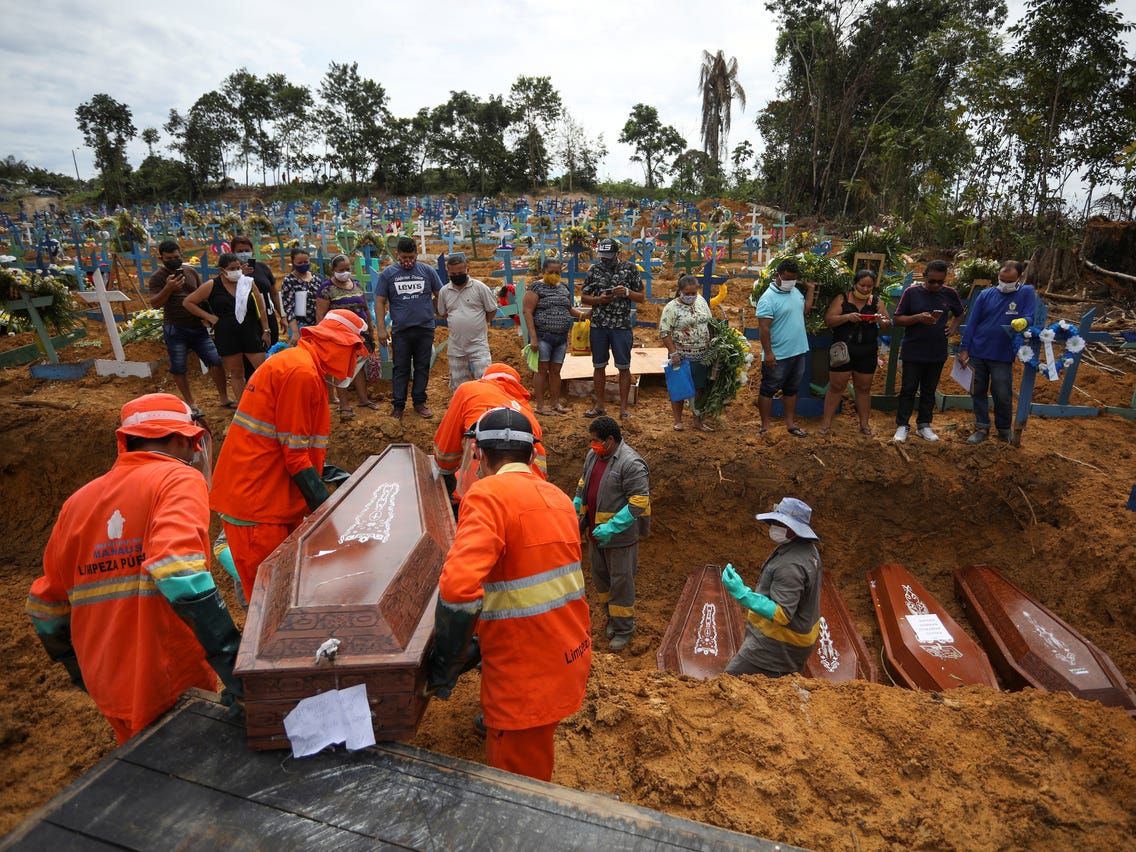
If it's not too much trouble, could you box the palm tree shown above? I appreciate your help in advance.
[698,50,746,176]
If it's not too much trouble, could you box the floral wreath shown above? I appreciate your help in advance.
[1013,319,1085,379]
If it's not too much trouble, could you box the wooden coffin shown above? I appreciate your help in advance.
[955,564,1136,715]
[234,444,455,750]
[656,565,746,678]
[867,563,999,692]
[657,566,877,683]
[802,574,880,683]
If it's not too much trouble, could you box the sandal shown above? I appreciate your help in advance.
[693,422,714,432]
[219,400,238,409]
[860,426,876,436]
[534,408,554,416]
[673,423,686,431]
[553,404,569,413]
[339,408,356,421]
[359,401,381,410]
[583,407,606,417]
[787,426,808,438]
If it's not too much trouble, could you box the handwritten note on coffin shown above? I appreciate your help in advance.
[282,683,376,758]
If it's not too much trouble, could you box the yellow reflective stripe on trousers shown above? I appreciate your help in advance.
[481,562,585,621]
[596,591,611,603]
[608,604,634,617]
[69,573,161,607]
[746,611,820,647]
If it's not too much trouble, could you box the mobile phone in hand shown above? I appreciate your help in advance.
[932,310,943,320]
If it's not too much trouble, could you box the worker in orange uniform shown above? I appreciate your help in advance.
[427,407,591,781]
[26,394,244,744]
[211,309,368,595]
[431,362,547,501]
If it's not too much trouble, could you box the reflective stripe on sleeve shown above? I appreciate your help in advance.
[70,574,161,607]
[147,553,209,581]
[746,611,820,647]
[233,411,328,450]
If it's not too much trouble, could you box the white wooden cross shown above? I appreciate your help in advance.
[415,218,428,255]
[747,203,762,236]
[76,268,158,377]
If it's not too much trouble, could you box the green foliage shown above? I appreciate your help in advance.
[701,320,754,419]
[698,50,746,174]
[952,256,1000,299]
[318,62,390,184]
[839,226,910,274]
[75,93,136,205]
[619,104,687,190]
[749,251,851,332]
[508,76,563,190]
[0,268,79,335]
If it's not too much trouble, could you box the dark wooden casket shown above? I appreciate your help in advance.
[656,565,747,678]
[867,563,999,692]
[234,444,455,750]
[802,574,879,683]
[955,564,1136,716]
[657,565,877,683]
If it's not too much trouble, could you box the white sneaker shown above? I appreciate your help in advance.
[916,426,940,441]
[893,425,909,442]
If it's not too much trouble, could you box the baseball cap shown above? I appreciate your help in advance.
[596,238,619,257]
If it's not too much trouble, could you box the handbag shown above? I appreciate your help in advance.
[829,341,851,368]
[664,359,696,402]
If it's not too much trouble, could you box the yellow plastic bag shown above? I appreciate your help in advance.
[569,319,591,356]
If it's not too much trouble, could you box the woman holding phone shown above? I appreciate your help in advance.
[819,269,891,436]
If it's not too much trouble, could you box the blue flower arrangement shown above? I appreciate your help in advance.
[1013,319,1085,378]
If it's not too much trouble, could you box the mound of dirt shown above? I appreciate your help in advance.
[1,258,1135,848]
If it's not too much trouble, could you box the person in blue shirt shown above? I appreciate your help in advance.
[958,261,1036,444]
[891,260,965,443]
[375,236,443,419]
[756,258,816,437]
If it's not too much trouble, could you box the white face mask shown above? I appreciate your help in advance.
[773,277,796,293]
[330,356,364,388]
[225,269,242,282]
[996,280,1020,293]
[334,270,352,282]
[769,525,790,544]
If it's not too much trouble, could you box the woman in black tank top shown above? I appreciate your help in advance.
[819,269,892,436]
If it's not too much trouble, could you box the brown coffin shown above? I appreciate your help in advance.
[867,563,999,692]
[234,444,455,750]
[656,565,746,678]
[656,566,878,683]
[802,574,879,683]
[955,564,1136,715]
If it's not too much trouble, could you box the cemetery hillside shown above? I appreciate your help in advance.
[2,0,1136,847]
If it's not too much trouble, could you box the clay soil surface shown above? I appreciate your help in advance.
[1,258,1135,850]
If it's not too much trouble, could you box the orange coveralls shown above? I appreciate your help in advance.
[210,338,335,592]
[431,365,547,485]
[26,452,216,743]
[439,464,591,780]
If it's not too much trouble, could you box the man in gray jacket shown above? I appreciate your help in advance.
[722,497,822,676]
[574,416,650,651]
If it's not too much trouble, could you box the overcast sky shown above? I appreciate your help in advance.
[0,0,780,186]
[2,0,1132,196]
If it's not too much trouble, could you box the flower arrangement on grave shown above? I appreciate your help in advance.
[838,226,909,274]
[1013,318,1085,380]
[355,230,384,249]
[701,319,754,419]
[244,213,274,233]
[749,251,851,332]
[119,308,164,344]
[183,209,202,226]
[952,256,1000,300]
[563,226,591,248]
[721,220,742,238]
[216,212,243,232]
[785,230,818,253]
[0,267,79,334]
[111,211,149,253]
[535,215,553,231]
[707,206,733,227]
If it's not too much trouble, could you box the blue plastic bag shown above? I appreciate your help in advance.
[664,359,696,402]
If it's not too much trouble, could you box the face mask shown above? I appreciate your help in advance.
[996,280,1020,294]
[773,277,796,293]
[399,257,416,270]
[769,525,790,544]
[331,356,364,388]
[590,440,608,456]
[543,273,561,285]
[333,270,352,282]
[235,251,253,262]
[163,258,182,271]
[679,293,696,305]
[225,269,242,282]
[449,272,469,286]
[293,263,310,274]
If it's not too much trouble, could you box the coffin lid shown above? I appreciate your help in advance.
[235,444,455,676]
[867,563,999,692]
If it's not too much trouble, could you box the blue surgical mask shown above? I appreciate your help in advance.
[293,263,310,274]
[236,251,253,262]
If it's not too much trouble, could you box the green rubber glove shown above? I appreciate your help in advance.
[721,563,777,620]
[572,496,584,516]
